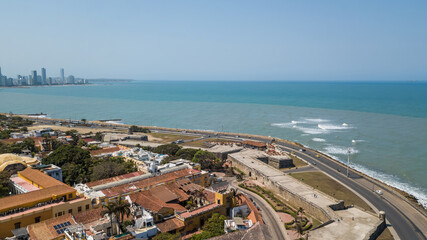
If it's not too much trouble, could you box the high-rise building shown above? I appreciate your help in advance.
[47,77,52,85]
[41,68,47,85]
[0,66,2,77]
[67,75,75,84]
[31,70,37,85]
[60,68,65,83]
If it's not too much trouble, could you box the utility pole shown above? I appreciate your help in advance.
[346,147,351,177]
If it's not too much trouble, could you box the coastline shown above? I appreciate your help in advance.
[8,113,425,213]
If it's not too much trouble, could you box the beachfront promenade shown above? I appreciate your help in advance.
[20,115,427,239]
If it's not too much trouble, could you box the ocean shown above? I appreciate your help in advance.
[1,81,426,207]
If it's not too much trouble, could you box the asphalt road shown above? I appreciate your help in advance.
[273,143,427,240]
[28,117,427,239]
[232,182,288,240]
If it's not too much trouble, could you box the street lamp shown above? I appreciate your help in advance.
[346,147,351,177]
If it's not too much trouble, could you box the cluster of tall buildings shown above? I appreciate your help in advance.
[0,66,88,87]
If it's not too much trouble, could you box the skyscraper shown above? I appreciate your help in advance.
[0,66,2,77]
[31,70,37,85]
[60,68,65,83]
[41,68,47,85]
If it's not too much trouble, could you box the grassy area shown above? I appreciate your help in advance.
[182,138,238,148]
[240,183,322,231]
[376,227,394,240]
[289,172,374,213]
[146,132,198,143]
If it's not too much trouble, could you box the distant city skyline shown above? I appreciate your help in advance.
[0,1,427,81]
[0,66,86,87]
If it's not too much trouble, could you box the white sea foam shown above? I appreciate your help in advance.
[352,139,365,143]
[271,122,294,128]
[350,163,427,209]
[293,125,329,135]
[304,118,330,123]
[324,145,358,155]
[106,120,124,125]
[318,123,353,130]
[312,138,326,142]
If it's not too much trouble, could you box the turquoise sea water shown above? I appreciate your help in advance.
[1,81,426,207]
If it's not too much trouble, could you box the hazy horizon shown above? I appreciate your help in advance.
[1,0,426,81]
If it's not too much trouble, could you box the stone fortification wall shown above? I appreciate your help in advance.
[363,219,386,240]
[229,155,332,223]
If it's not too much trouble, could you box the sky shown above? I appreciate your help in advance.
[0,0,426,81]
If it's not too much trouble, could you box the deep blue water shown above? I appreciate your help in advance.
[1,80,426,207]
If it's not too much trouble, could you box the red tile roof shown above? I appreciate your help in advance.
[179,203,220,219]
[156,218,185,233]
[27,214,75,240]
[73,208,104,224]
[86,171,144,188]
[101,168,200,198]
[129,191,186,213]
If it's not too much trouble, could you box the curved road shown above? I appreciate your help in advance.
[29,118,427,239]
[232,182,289,240]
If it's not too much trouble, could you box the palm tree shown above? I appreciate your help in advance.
[101,202,117,236]
[115,195,131,224]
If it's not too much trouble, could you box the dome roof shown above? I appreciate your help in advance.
[0,153,40,171]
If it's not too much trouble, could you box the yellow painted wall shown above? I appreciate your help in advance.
[182,205,226,233]
[52,198,92,217]
[0,207,52,239]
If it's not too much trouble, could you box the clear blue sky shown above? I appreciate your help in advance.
[1,0,426,81]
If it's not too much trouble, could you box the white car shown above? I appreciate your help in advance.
[375,190,383,195]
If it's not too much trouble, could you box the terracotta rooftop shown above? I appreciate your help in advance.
[156,218,185,233]
[241,140,266,148]
[101,168,200,198]
[18,168,66,188]
[130,191,186,213]
[27,214,76,240]
[90,146,121,156]
[239,194,263,224]
[86,171,144,188]
[0,184,76,213]
[179,203,220,219]
[73,207,104,224]
[148,185,179,203]
[165,183,190,202]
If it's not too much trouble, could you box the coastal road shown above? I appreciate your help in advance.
[232,181,290,240]
[24,116,427,239]
[273,143,427,240]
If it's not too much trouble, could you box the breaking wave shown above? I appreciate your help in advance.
[318,123,353,130]
[324,145,359,155]
[312,138,326,142]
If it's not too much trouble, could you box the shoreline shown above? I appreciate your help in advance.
[4,113,426,212]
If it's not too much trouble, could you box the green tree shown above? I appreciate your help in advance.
[175,148,198,160]
[90,161,126,181]
[44,145,91,167]
[0,130,11,139]
[153,144,181,156]
[192,150,220,170]
[101,201,117,235]
[0,171,11,197]
[114,195,131,225]
[78,139,87,147]
[95,132,103,141]
[190,213,226,240]
[153,232,180,240]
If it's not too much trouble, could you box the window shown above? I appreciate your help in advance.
[14,222,21,229]
[78,206,82,212]
[85,204,89,210]
[35,216,41,223]
[68,194,73,199]
[58,212,63,216]
[69,209,73,214]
